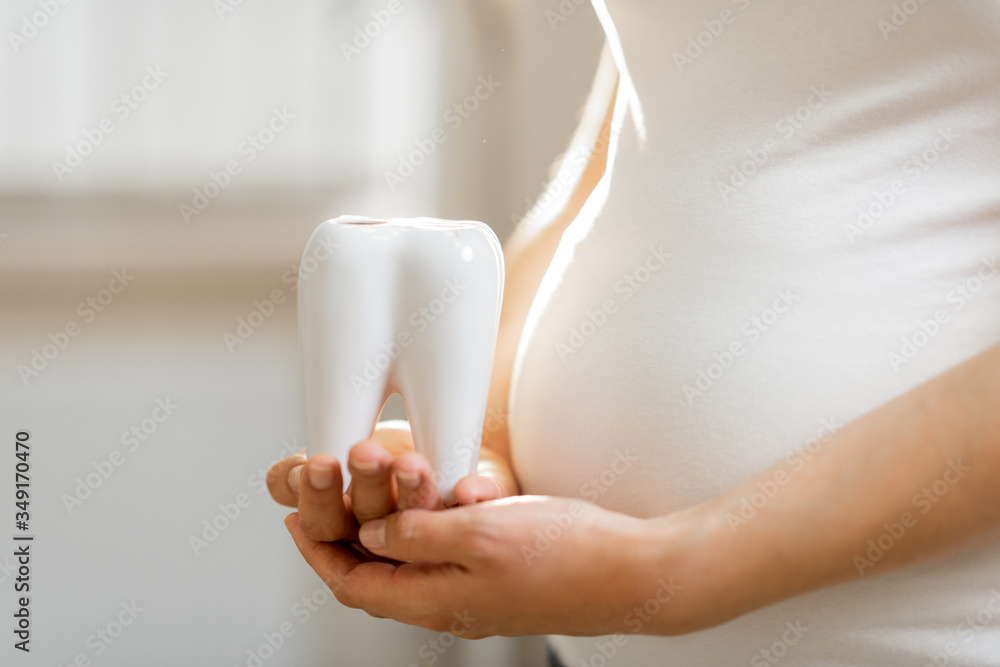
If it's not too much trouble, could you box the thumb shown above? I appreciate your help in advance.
[358,508,475,563]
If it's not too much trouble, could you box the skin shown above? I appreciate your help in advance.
[267,69,1000,637]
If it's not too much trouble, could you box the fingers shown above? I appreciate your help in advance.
[347,440,396,523]
[285,513,466,628]
[358,507,480,564]
[393,453,444,511]
[298,454,357,542]
[267,451,307,507]
[285,512,365,598]
[454,474,508,505]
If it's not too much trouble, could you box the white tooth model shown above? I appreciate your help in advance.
[298,216,504,505]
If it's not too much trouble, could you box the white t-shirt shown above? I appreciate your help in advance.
[509,1,1000,664]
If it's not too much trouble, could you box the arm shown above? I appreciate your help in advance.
[285,341,1000,638]
[650,341,1000,633]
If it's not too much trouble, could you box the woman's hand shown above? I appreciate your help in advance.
[276,343,1000,639]
[283,496,685,638]
[267,421,517,543]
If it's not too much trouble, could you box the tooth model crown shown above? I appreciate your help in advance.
[298,216,504,504]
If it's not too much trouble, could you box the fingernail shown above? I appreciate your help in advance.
[288,465,303,493]
[352,458,381,474]
[309,458,335,490]
[395,470,420,489]
[359,519,386,550]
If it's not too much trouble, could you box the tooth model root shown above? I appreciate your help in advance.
[298,217,504,505]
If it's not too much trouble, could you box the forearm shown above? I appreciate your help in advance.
[646,342,1000,633]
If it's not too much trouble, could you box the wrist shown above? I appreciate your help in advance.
[624,498,742,636]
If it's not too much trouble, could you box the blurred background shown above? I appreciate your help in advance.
[0,0,604,665]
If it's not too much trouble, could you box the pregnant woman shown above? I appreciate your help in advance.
[268,1,1000,664]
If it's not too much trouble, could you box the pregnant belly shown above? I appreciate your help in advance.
[507,207,1000,518]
